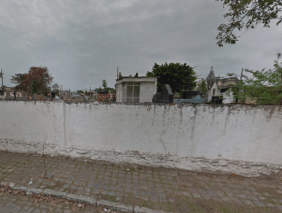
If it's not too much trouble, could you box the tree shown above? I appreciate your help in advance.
[230,53,282,104]
[77,90,84,94]
[134,72,139,77]
[104,87,115,92]
[95,87,103,92]
[31,79,40,94]
[216,0,282,46]
[146,62,197,93]
[10,74,26,90]
[102,79,107,88]
[10,66,53,94]
[197,80,208,94]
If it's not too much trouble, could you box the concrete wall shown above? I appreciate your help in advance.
[0,100,282,177]
[115,83,123,102]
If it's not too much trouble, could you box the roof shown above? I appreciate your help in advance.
[116,76,157,84]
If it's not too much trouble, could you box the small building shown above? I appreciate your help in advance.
[97,91,116,102]
[206,67,239,103]
[116,76,157,103]
[97,91,108,102]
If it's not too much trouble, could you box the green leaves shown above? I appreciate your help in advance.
[10,66,53,94]
[31,79,39,94]
[102,79,107,88]
[216,0,282,46]
[146,62,197,93]
[230,53,282,104]
[197,80,208,94]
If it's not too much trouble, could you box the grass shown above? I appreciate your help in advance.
[129,167,136,172]
[142,201,149,207]
[217,204,237,213]
[108,195,116,202]
[186,200,206,213]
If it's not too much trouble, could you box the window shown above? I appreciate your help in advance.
[213,89,215,95]
[220,88,229,93]
[123,82,140,103]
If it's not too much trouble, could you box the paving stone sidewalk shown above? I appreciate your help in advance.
[0,189,113,213]
[1,151,282,212]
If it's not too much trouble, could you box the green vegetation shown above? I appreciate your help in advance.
[229,53,282,105]
[186,200,206,213]
[216,0,282,46]
[10,66,53,94]
[146,62,197,93]
[197,80,208,95]
[102,79,107,88]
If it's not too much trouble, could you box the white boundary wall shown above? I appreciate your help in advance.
[0,101,282,177]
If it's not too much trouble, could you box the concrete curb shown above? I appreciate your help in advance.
[97,199,133,212]
[1,182,172,213]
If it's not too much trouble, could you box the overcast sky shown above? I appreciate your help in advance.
[0,0,281,91]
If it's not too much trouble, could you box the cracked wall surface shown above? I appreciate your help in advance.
[0,101,282,177]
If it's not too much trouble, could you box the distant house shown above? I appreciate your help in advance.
[97,91,116,102]
[115,75,157,103]
[205,67,239,103]
[86,92,94,97]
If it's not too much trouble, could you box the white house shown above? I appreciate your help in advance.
[206,67,239,103]
[115,76,158,103]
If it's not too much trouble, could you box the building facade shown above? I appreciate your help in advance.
[116,77,157,103]
[205,68,239,103]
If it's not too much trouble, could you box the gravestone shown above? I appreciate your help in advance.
[173,95,204,104]
[13,91,17,100]
[152,84,174,103]
[181,91,201,99]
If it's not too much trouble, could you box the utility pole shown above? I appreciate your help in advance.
[1,69,3,88]
[240,67,244,82]
[238,68,244,103]
[117,66,119,80]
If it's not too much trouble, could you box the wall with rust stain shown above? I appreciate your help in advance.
[0,101,281,176]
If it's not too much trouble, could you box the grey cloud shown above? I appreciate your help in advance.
[0,0,281,90]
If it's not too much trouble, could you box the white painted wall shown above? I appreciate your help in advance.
[116,83,123,102]
[0,101,282,177]
[207,83,218,101]
[222,91,235,104]
[139,82,156,103]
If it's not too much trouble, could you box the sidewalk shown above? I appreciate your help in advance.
[0,189,109,213]
[1,150,282,212]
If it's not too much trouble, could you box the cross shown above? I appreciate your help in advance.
[13,91,17,100]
